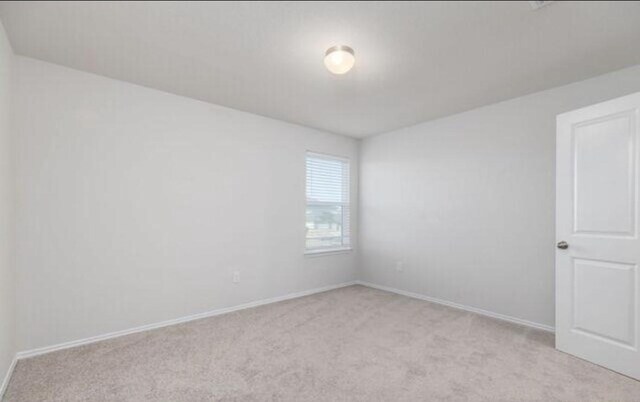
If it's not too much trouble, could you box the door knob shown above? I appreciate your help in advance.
[557,241,569,250]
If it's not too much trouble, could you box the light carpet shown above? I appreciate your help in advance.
[4,285,640,401]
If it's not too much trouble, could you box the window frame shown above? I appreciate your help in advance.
[304,151,352,256]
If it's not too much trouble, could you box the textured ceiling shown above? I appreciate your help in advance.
[1,1,640,137]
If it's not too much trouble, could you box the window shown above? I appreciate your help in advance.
[305,152,351,254]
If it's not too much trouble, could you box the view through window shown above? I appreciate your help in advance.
[305,152,351,252]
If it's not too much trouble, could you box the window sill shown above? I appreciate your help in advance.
[304,247,353,257]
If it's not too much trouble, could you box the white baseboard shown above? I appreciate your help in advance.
[16,279,553,362]
[0,355,17,399]
[17,281,357,360]
[356,281,555,333]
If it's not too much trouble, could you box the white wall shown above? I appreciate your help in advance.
[10,40,640,356]
[13,57,359,352]
[0,19,15,392]
[360,64,640,328]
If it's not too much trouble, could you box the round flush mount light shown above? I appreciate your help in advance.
[324,45,355,75]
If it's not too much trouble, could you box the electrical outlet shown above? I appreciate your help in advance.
[395,261,404,272]
[232,271,240,284]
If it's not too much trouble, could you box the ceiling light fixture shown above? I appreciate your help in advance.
[529,1,554,10]
[324,45,355,75]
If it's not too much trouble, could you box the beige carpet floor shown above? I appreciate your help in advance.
[4,285,640,401]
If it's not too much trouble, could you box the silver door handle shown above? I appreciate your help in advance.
[557,241,569,250]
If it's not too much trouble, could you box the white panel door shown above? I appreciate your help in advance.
[556,92,640,380]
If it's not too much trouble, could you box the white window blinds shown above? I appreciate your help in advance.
[305,152,351,252]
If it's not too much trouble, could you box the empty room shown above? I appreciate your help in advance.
[0,1,640,401]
